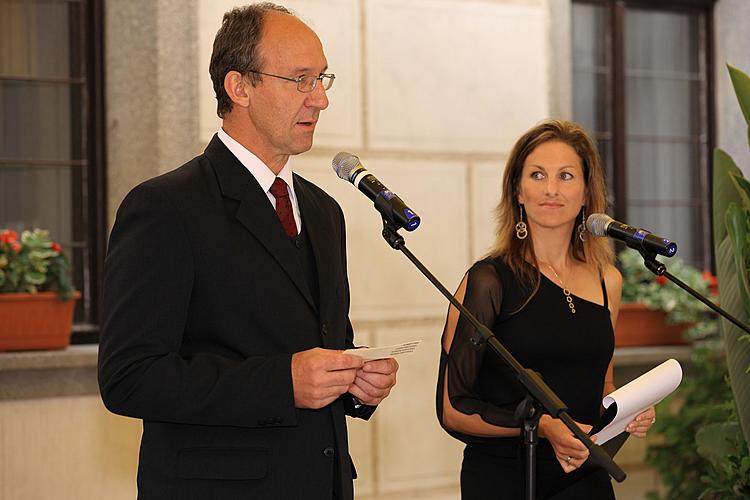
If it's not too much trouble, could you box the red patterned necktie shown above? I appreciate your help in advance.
[269,177,298,238]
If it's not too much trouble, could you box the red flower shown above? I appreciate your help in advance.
[655,275,668,285]
[51,242,62,253]
[702,270,719,295]
[11,241,21,253]
[0,230,18,245]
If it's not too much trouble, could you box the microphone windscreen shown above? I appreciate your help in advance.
[332,152,360,181]
[586,213,613,237]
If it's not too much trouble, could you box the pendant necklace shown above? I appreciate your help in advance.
[545,263,576,315]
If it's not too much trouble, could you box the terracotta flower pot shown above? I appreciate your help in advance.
[0,291,80,351]
[614,302,691,347]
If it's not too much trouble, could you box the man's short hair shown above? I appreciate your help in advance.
[209,2,293,118]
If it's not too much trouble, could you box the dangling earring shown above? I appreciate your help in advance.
[577,206,586,242]
[515,204,528,240]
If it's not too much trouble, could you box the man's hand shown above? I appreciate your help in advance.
[291,348,364,409]
[348,358,399,406]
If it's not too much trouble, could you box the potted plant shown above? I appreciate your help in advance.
[615,248,718,347]
[0,228,79,351]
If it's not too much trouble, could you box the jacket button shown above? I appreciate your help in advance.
[323,446,335,458]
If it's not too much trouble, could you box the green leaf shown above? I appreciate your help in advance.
[24,270,46,285]
[29,249,57,260]
[728,64,750,129]
[696,422,742,466]
[713,149,743,244]
[732,174,750,210]
[725,204,750,314]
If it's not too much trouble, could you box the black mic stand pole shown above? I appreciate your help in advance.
[380,218,626,500]
[637,250,750,334]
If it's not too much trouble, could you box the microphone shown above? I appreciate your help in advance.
[332,152,421,231]
[586,213,677,257]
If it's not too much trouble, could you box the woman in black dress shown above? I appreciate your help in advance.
[436,120,656,499]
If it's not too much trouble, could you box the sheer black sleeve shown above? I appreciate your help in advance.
[436,260,520,439]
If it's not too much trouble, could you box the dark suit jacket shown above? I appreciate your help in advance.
[99,135,370,500]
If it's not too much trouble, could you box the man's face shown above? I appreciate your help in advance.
[245,12,329,166]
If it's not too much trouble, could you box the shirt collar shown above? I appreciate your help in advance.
[217,128,297,201]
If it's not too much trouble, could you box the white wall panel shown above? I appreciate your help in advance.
[0,397,141,500]
[366,0,549,153]
[295,154,471,321]
[471,160,506,259]
[370,321,463,494]
[348,328,375,497]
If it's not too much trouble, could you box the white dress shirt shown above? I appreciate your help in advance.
[217,128,302,234]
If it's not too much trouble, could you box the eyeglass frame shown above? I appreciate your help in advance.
[246,70,335,93]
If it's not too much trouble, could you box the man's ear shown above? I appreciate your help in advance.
[224,70,250,108]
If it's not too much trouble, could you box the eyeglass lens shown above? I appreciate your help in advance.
[298,75,334,92]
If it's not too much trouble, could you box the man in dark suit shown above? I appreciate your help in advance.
[98,4,399,499]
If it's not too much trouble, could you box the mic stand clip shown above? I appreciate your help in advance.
[636,250,750,334]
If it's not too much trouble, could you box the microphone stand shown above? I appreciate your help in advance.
[379,218,626,500]
[636,250,750,334]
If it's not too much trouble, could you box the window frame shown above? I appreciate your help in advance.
[0,0,106,341]
[573,0,716,268]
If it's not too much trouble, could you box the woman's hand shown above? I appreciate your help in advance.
[539,415,592,473]
[626,406,656,438]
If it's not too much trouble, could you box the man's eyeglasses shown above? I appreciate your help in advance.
[247,70,335,93]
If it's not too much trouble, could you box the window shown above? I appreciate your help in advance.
[0,0,105,341]
[572,0,713,268]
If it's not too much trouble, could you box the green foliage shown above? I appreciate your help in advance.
[618,248,718,326]
[645,348,750,499]
[0,229,74,301]
[647,60,750,500]
[712,64,750,451]
[695,422,750,499]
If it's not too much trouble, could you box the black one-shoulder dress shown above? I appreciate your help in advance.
[437,258,615,499]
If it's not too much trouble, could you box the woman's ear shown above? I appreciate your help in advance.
[224,71,250,108]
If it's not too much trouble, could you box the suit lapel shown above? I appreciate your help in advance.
[205,135,317,312]
[294,175,337,329]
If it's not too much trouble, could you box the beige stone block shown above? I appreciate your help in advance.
[366,0,549,153]
[348,328,375,497]
[0,396,141,500]
[359,485,460,500]
[615,432,651,464]
[612,467,661,499]
[471,160,506,259]
[368,321,464,494]
[197,0,363,148]
[295,154,471,321]
[196,0,223,142]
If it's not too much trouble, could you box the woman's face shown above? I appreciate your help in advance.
[516,140,587,231]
